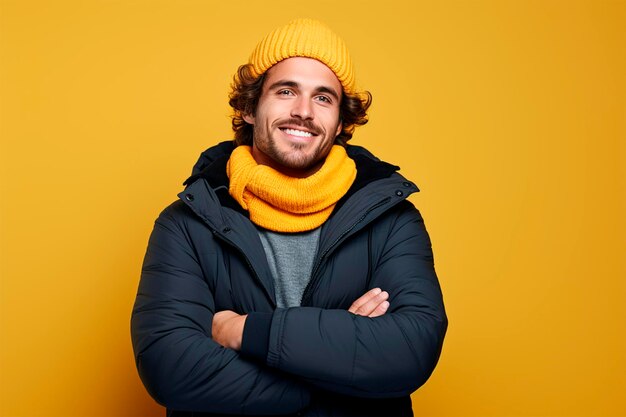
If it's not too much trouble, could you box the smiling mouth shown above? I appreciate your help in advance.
[280,128,315,138]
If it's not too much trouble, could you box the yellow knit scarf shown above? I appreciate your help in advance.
[226,145,357,233]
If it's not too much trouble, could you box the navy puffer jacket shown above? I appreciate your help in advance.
[131,141,447,416]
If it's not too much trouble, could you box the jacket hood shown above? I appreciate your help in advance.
[188,140,238,178]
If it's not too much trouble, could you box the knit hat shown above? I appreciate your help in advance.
[248,18,356,94]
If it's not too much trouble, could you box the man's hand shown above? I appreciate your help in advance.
[212,310,247,351]
[348,288,389,317]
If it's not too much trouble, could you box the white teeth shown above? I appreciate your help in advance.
[283,128,313,138]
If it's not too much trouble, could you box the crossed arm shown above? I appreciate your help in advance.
[132,201,446,413]
[212,288,391,350]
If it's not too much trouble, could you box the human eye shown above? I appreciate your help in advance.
[277,89,294,96]
[315,95,332,104]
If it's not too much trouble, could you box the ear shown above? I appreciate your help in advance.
[335,120,343,138]
[243,113,255,125]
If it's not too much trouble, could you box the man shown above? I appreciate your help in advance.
[131,18,447,417]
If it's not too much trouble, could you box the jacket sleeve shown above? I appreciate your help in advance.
[242,201,447,398]
[130,207,311,414]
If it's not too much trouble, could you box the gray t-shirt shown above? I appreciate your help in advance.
[257,227,321,308]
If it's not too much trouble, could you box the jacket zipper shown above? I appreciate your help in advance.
[212,228,277,308]
[300,196,392,306]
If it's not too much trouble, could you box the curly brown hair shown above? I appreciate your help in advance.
[228,64,372,146]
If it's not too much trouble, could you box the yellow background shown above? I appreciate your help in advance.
[1,0,625,416]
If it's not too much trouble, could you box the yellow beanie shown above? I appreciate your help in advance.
[248,18,356,94]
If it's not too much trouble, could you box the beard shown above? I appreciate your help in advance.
[253,118,337,172]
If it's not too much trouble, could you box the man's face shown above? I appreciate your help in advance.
[243,57,343,178]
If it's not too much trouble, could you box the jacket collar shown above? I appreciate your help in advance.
[182,140,410,211]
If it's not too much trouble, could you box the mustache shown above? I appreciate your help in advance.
[274,118,322,135]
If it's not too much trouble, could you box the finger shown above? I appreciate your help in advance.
[350,288,382,310]
[349,288,382,313]
[368,301,390,318]
[353,291,389,316]
[357,291,388,316]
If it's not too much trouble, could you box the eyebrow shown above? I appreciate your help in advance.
[267,80,341,102]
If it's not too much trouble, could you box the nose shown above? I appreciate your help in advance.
[290,96,314,120]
